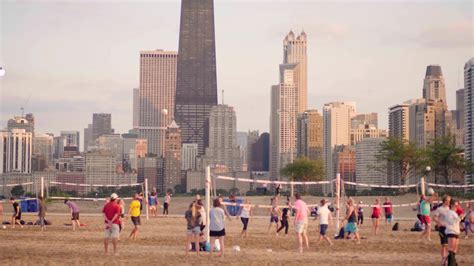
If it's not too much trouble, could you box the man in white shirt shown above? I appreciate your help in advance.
[432,195,451,265]
[316,199,333,246]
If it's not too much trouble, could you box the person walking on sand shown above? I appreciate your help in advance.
[185,202,202,255]
[210,198,226,258]
[357,201,364,226]
[149,191,158,218]
[268,197,281,235]
[277,201,291,236]
[432,195,451,265]
[342,198,361,244]
[10,197,22,229]
[163,192,171,216]
[383,197,393,226]
[317,199,333,246]
[464,203,473,239]
[38,196,47,231]
[102,193,121,256]
[293,193,309,253]
[64,199,81,231]
[371,198,381,235]
[128,193,142,240]
[238,199,252,238]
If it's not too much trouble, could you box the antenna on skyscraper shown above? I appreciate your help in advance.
[222,89,224,105]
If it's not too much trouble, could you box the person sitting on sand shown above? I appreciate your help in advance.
[102,193,121,256]
[64,199,81,231]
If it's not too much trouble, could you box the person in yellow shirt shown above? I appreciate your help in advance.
[128,193,141,240]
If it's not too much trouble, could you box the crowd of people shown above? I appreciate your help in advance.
[1,189,473,263]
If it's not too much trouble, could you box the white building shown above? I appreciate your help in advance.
[0,129,33,174]
[350,124,387,146]
[323,102,356,183]
[33,133,54,165]
[182,143,198,170]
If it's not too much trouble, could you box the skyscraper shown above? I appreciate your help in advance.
[355,138,387,191]
[388,103,410,141]
[465,58,474,187]
[175,0,218,155]
[323,102,356,183]
[84,123,92,151]
[423,65,447,106]
[283,30,307,113]
[204,105,242,172]
[139,50,178,156]
[297,110,323,161]
[92,113,113,143]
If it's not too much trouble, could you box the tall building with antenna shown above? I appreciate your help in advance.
[175,0,218,155]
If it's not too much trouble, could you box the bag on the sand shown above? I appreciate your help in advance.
[335,227,345,239]
[412,220,423,232]
[392,222,399,231]
[20,220,25,225]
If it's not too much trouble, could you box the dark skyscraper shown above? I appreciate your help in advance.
[92,113,113,142]
[175,0,218,155]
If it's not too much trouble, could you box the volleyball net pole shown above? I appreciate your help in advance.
[420,176,426,196]
[40,176,44,198]
[335,173,341,233]
[205,166,211,244]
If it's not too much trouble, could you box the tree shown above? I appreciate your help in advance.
[375,137,428,184]
[426,135,472,184]
[10,185,25,197]
[280,157,325,194]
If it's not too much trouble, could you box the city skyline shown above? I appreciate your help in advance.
[1,1,472,137]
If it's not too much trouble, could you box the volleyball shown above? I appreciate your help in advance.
[232,245,241,252]
[161,109,168,115]
[2,225,6,229]
[0,66,5,77]
[427,187,435,195]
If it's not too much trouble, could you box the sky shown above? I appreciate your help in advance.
[0,0,473,142]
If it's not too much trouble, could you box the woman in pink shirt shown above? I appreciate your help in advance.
[293,193,309,253]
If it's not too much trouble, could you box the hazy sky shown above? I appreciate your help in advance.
[0,0,472,140]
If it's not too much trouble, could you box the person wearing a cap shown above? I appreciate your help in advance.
[102,193,122,255]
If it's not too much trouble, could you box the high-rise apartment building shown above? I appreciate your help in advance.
[323,102,356,183]
[283,30,307,113]
[96,134,123,167]
[465,58,474,187]
[270,65,298,180]
[175,0,218,155]
[355,138,387,191]
[333,145,355,189]
[246,131,259,172]
[139,50,178,156]
[162,121,182,193]
[7,114,35,134]
[92,113,113,143]
[388,103,410,141]
[204,105,242,172]
[0,129,33,174]
[297,110,323,161]
[85,150,116,191]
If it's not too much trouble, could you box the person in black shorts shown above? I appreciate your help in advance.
[10,197,22,229]
[276,201,290,235]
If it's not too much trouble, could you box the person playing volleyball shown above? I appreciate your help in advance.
[149,191,158,218]
[64,199,81,231]
[383,197,393,226]
[102,193,121,255]
[371,198,381,235]
[419,193,437,241]
[129,193,141,240]
[293,193,309,253]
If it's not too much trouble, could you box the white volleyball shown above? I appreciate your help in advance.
[427,187,435,195]
[232,245,241,252]
[161,109,168,115]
